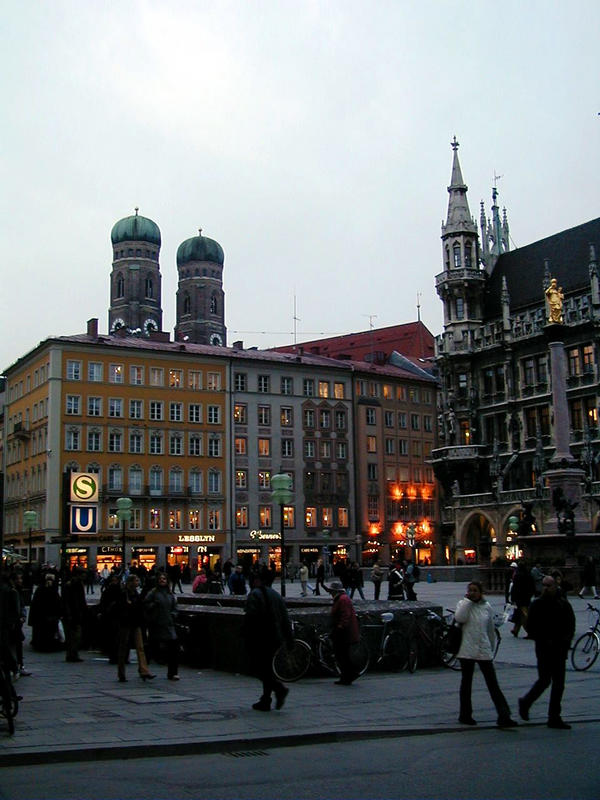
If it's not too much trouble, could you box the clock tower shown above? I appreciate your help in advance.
[108,209,163,336]
[174,229,227,346]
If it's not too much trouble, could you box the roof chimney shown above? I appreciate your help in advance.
[87,318,98,338]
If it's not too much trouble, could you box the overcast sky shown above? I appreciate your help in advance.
[2,0,599,372]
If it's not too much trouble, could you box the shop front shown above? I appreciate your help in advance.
[167,545,189,568]
[97,545,123,572]
[176,533,226,570]
[299,546,320,570]
[65,546,89,570]
[131,546,158,570]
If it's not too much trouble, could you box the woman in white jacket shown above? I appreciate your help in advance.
[455,581,517,727]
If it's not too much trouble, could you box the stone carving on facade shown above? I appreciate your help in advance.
[545,277,564,324]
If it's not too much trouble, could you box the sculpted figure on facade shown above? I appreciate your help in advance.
[545,277,564,324]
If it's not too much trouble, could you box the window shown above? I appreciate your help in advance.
[169,510,182,530]
[87,430,101,451]
[208,436,221,457]
[189,470,203,494]
[234,404,247,424]
[108,431,122,452]
[130,365,144,385]
[189,403,202,423]
[399,439,408,455]
[523,358,535,385]
[86,397,101,416]
[455,297,464,320]
[259,506,272,527]
[280,407,293,427]
[129,466,143,494]
[281,377,293,395]
[369,382,380,398]
[258,470,271,489]
[412,440,422,457]
[208,471,221,494]
[568,348,581,377]
[236,506,249,528]
[424,415,433,432]
[208,405,221,424]
[257,375,270,393]
[150,401,163,421]
[366,407,376,425]
[66,428,80,450]
[336,441,347,460]
[66,395,80,415]
[283,506,295,528]
[385,438,395,455]
[109,364,124,384]
[108,509,119,529]
[335,410,346,430]
[334,382,345,399]
[235,437,247,455]
[207,372,221,390]
[304,440,315,459]
[303,379,315,397]
[583,344,594,374]
[235,470,247,489]
[305,507,317,527]
[170,402,183,422]
[170,434,183,456]
[189,434,203,456]
[88,362,103,382]
[304,409,315,427]
[320,440,331,459]
[367,436,377,453]
[129,399,143,419]
[258,405,271,426]
[66,360,81,380]
[453,242,461,268]
[150,508,162,529]
[258,438,270,457]
[108,398,123,418]
[338,507,349,527]
[189,509,202,529]
[149,467,163,492]
[282,439,294,458]
[320,409,331,429]
[169,468,183,493]
[397,385,407,401]
[367,495,379,520]
[188,370,202,390]
[125,428,141,453]
[234,372,247,392]
[398,412,407,429]
[409,387,420,403]
[150,432,163,454]
[318,381,329,398]
[367,463,378,480]
[150,367,164,386]
[169,369,183,388]
[108,465,122,491]
[410,414,420,431]
[322,507,333,527]
[208,508,222,530]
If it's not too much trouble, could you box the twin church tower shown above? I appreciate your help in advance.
[108,209,227,347]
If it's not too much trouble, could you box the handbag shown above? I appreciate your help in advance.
[445,622,462,655]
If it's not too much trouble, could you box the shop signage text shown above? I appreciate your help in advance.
[249,530,281,541]
[178,534,216,543]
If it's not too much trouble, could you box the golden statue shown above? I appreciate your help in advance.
[545,277,564,324]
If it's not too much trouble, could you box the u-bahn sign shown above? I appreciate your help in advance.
[70,505,98,534]
[70,473,99,503]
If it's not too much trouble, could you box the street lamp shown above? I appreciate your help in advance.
[116,497,133,576]
[406,522,417,564]
[23,509,38,570]
[271,473,293,597]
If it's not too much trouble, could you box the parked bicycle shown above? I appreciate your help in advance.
[0,653,20,735]
[272,620,370,682]
[571,603,600,671]
[361,611,410,671]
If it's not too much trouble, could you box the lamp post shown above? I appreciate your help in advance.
[271,473,293,597]
[406,522,417,564]
[116,497,133,576]
[23,509,38,569]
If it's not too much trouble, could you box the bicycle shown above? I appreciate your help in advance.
[0,654,20,735]
[571,603,600,671]
[361,611,411,671]
[272,620,370,682]
[404,609,448,673]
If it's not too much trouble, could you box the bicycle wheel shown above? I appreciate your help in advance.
[382,630,409,671]
[440,631,461,671]
[571,632,600,671]
[349,638,370,677]
[272,639,312,682]
[318,635,340,675]
[407,639,418,673]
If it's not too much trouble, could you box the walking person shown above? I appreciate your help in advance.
[315,558,326,596]
[29,573,62,651]
[510,562,535,637]
[327,580,360,686]
[404,560,419,601]
[388,563,405,600]
[62,567,88,662]
[144,572,180,680]
[243,572,292,712]
[371,561,384,600]
[518,576,576,729]
[228,564,247,595]
[348,563,366,601]
[299,562,309,597]
[455,581,517,727]
[578,557,599,599]
[116,575,155,683]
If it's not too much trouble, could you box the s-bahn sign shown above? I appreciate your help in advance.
[70,473,99,503]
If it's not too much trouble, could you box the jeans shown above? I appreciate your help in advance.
[520,643,567,721]
[459,658,511,721]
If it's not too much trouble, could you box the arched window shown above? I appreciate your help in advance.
[149,466,163,492]
[145,277,153,298]
[116,273,124,298]
[210,294,218,314]
[169,467,183,493]
[129,465,143,494]
[183,293,191,314]
[453,243,461,268]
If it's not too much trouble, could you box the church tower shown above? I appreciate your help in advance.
[108,209,163,335]
[175,230,227,346]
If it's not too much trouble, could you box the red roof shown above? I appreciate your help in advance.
[271,321,434,362]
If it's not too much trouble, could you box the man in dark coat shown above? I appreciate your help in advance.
[328,580,360,685]
[518,576,576,729]
[510,562,535,637]
[243,573,292,711]
[62,568,87,662]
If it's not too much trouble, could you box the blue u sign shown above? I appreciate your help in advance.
[71,506,98,534]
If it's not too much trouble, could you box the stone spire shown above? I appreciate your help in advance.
[442,137,478,236]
